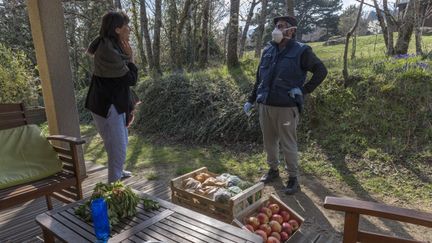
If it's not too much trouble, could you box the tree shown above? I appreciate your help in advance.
[338,5,368,36]
[254,0,268,58]
[130,0,147,71]
[286,0,294,16]
[153,0,162,75]
[414,0,432,55]
[316,0,342,38]
[114,0,122,10]
[373,0,389,52]
[227,0,240,68]
[395,0,415,54]
[343,0,363,84]
[239,0,258,58]
[199,0,210,67]
[140,0,154,70]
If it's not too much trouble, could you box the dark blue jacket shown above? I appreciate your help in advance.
[256,40,308,106]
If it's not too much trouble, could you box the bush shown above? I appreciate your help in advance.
[134,69,261,143]
[0,43,39,105]
[304,58,432,160]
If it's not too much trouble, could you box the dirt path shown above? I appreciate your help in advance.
[264,172,432,243]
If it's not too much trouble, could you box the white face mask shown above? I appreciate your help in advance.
[272,26,297,43]
[272,28,283,43]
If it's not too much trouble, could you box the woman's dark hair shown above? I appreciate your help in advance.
[99,11,129,39]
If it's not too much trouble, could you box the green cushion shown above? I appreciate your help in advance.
[0,124,63,189]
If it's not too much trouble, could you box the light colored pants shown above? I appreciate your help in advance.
[258,104,299,177]
[92,105,128,183]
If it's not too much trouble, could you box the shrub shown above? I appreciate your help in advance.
[0,43,38,105]
[134,69,261,143]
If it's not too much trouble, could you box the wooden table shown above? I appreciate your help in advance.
[36,191,262,243]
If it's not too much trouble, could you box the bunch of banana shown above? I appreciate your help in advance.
[74,181,160,227]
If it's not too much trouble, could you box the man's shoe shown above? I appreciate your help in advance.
[284,177,300,195]
[260,168,279,183]
[121,170,132,179]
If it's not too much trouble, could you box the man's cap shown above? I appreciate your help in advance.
[273,16,297,27]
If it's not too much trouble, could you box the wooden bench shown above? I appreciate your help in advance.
[0,103,85,210]
[324,196,432,243]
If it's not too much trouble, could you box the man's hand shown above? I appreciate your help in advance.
[243,102,253,116]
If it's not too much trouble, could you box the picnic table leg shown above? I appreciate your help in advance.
[42,227,55,243]
[45,195,53,210]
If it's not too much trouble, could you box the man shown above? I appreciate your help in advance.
[244,15,327,194]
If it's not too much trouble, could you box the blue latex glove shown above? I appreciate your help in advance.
[243,102,253,116]
[288,88,304,113]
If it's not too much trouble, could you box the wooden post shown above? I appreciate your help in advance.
[26,0,86,177]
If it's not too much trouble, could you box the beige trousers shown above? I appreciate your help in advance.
[258,104,299,177]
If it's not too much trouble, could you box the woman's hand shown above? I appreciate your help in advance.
[121,40,133,61]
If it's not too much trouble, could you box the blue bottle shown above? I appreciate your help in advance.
[90,198,110,243]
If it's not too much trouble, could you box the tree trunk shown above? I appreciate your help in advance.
[373,0,389,52]
[227,0,240,68]
[153,0,162,75]
[285,0,294,16]
[168,0,179,71]
[114,0,122,10]
[199,0,210,67]
[140,0,154,70]
[131,0,147,71]
[239,0,258,58]
[255,0,268,58]
[395,0,415,54]
[175,0,193,71]
[343,0,363,84]
[383,0,395,55]
[351,33,357,60]
[414,0,424,55]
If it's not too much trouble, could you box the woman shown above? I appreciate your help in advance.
[85,11,138,183]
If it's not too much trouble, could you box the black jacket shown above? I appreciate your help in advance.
[85,62,138,120]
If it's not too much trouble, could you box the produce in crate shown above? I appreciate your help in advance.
[171,167,264,223]
[243,201,301,242]
[182,172,255,203]
[74,181,159,227]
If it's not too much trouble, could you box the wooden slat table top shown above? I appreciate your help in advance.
[36,191,263,243]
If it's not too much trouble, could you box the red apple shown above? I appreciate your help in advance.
[271,214,283,224]
[257,213,269,224]
[245,224,255,232]
[288,219,299,231]
[269,220,282,233]
[282,222,293,234]
[259,223,272,235]
[255,229,268,242]
[260,207,273,218]
[266,236,280,243]
[246,216,260,229]
[279,210,290,222]
[268,203,280,214]
[280,232,289,241]
[270,232,281,240]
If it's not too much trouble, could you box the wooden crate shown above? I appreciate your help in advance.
[233,194,304,242]
[170,167,264,223]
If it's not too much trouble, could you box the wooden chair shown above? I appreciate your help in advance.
[0,103,85,210]
[324,196,432,243]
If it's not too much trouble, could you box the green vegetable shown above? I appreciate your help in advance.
[74,181,159,227]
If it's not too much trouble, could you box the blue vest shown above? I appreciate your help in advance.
[256,41,308,106]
